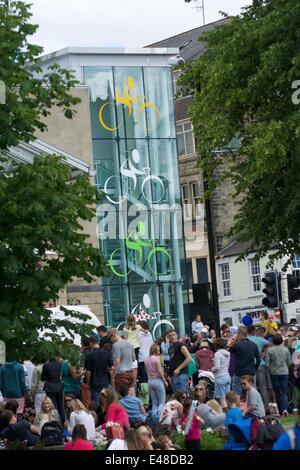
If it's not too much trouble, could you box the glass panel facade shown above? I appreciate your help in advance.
[84,65,187,334]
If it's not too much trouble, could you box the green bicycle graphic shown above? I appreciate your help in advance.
[108,224,172,278]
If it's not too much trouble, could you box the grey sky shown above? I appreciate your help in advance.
[28,0,251,54]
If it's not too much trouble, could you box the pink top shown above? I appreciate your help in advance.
[180,415,201,441]
[101,402,129,429]
[64,439,94,451]
[144,355,161,379]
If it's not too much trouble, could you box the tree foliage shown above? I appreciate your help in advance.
[0,156,106,360]
[181,0,300,266]
[0,2,105,360]
[0,0,80,150]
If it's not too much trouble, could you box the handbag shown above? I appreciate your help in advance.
[105,422,125,440]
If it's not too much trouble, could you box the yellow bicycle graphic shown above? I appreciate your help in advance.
[99,76,160,132]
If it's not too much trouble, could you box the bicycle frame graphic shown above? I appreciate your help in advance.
[108,222,172,278]
[99,76,160,132]
[103,148,165,206]
[116,295,175,341]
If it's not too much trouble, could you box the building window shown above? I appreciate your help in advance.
[181,184,191,219]
[292,256,300,271]
[176,121,195,156]
[192,182,202,218]
[220,263,231,297]
[196,258,208,284]
[249,259,261,293]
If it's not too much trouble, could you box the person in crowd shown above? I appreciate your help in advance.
[31,361,46,415]
[79,336,91,408]
[68,399,95,440]
[194,384,226,429]
[61,357,84,400]
[64,394,76,421]
[195,341,214,371]
[256,343,274,413]
[23,359,35,394]
[156,434,176,450]
[84,335,113,407]
[212,338,231,409]
[229,327,261,399]
[100,388,129,432]
[41,357,67,426]
[107,428,143,451]
[168,330,192,393]
[266,334,292,416]
[107,328,135,390]
[241,375,265,419]
[0,360,26,419]
[224,391,244,450]
[34,397,59,431]
[247,326,270,353]
[259,312,277,339]
[180,398,204,451]
[64,423,94,451]
[191,315,204,335]
[96,326,111,349]
[124,315,143,360]
[118,384,147,427]
[273,399,300,450]
[137,425,156,450]
[225,391,243,425]
[144,343,168,414]
[0,400,18,433]
[158,391,185,431]
[220,324,231,340]
[160,332,170,370]
[0,410,40,447]
[137,321,153,385]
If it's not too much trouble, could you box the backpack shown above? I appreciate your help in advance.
[40,421,64,447]
[255,416,285,450]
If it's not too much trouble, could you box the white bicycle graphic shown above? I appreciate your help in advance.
[103,149,165,206]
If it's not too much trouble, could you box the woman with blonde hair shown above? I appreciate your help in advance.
[68,399,95,440]
[34,397,60,431]
[124,315,142,360]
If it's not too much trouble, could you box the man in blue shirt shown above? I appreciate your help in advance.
[118,384,147,425]
[247,326,270,353]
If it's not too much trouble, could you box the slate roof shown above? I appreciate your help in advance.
[147,18,230,62]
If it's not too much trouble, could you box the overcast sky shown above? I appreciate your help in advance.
[27,0,251,54]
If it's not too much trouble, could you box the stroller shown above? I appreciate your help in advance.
[191,370,215,400]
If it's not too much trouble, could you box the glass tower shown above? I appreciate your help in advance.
[84,64,187,335]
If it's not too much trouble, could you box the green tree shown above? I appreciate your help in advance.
[0,156,106,360]
[181,0,300,266]
[0,1,105,359]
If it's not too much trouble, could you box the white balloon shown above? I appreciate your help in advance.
[132,149,140,164]
[143,294,151,309]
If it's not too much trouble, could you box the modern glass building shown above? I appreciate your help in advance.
[37,48,188,335]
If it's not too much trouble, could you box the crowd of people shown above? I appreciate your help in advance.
[0,312,300,451]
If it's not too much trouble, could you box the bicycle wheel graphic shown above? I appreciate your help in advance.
[99,102,122,132]
[109,248,132,278]
[116,321,126,331]
[142,174,165,203]
[147,246,172,276]
[152,319,175,341]
[103,175,128,205]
